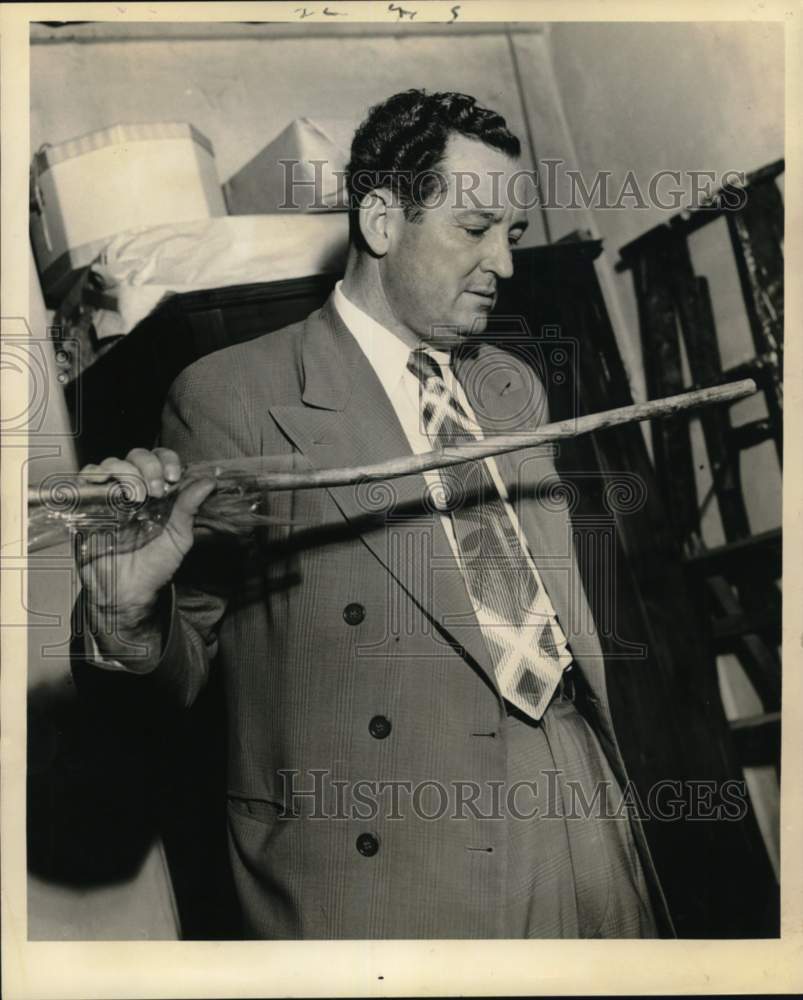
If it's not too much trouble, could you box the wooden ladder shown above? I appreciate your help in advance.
[617,160,784,776]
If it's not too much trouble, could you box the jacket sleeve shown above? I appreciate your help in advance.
[72,350,259,710]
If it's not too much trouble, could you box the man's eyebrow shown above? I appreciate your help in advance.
[453,209,528,228]
[453,209,501,221]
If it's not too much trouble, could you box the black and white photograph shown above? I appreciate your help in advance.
[1,3,800,997]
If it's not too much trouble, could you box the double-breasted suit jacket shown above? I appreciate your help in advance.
[120,294,673,938]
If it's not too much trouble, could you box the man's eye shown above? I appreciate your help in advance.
[464,228,487,238]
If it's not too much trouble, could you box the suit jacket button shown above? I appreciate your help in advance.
[356,832,379,857]
[343,602,365,626]
[369,715,392,740]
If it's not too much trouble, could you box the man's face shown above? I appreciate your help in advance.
[382,133,528,343]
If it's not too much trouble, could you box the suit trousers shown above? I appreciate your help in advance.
[502,693,658,938]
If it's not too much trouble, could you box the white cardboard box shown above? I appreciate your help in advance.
[223,117,357,215]
[30,122,226,305]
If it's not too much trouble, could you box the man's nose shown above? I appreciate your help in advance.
[481,232,514,280]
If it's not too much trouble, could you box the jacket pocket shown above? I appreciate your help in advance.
[226,795,285,825]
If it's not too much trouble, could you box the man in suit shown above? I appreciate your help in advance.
[76,89,674,938]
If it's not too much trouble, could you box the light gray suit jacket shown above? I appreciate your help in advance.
[143,294,673,938]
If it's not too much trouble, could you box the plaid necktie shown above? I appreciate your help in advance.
[407,347,571,720]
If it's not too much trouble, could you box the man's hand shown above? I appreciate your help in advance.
[76,447,215,666]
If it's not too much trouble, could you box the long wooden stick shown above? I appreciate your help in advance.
[28,378,756,507]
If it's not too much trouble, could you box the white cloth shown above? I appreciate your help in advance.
[90,215,350,339]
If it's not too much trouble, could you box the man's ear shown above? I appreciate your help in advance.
[358,187,398,256]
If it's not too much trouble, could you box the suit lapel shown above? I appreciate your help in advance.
[269,297,499,694]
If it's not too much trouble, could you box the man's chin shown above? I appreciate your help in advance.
[454,309,491,336]
[423,310,490,346]
[458,311,490,337]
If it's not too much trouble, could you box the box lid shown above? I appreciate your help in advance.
[32,121,215,175]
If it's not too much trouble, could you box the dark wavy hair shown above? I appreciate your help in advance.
[345,89,521,250]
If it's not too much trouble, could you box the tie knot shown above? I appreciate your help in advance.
[407,347,445,387]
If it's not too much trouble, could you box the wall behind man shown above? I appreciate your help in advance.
[30,22,548,237]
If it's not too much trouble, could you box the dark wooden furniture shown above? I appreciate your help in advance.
[64,273,339,465]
